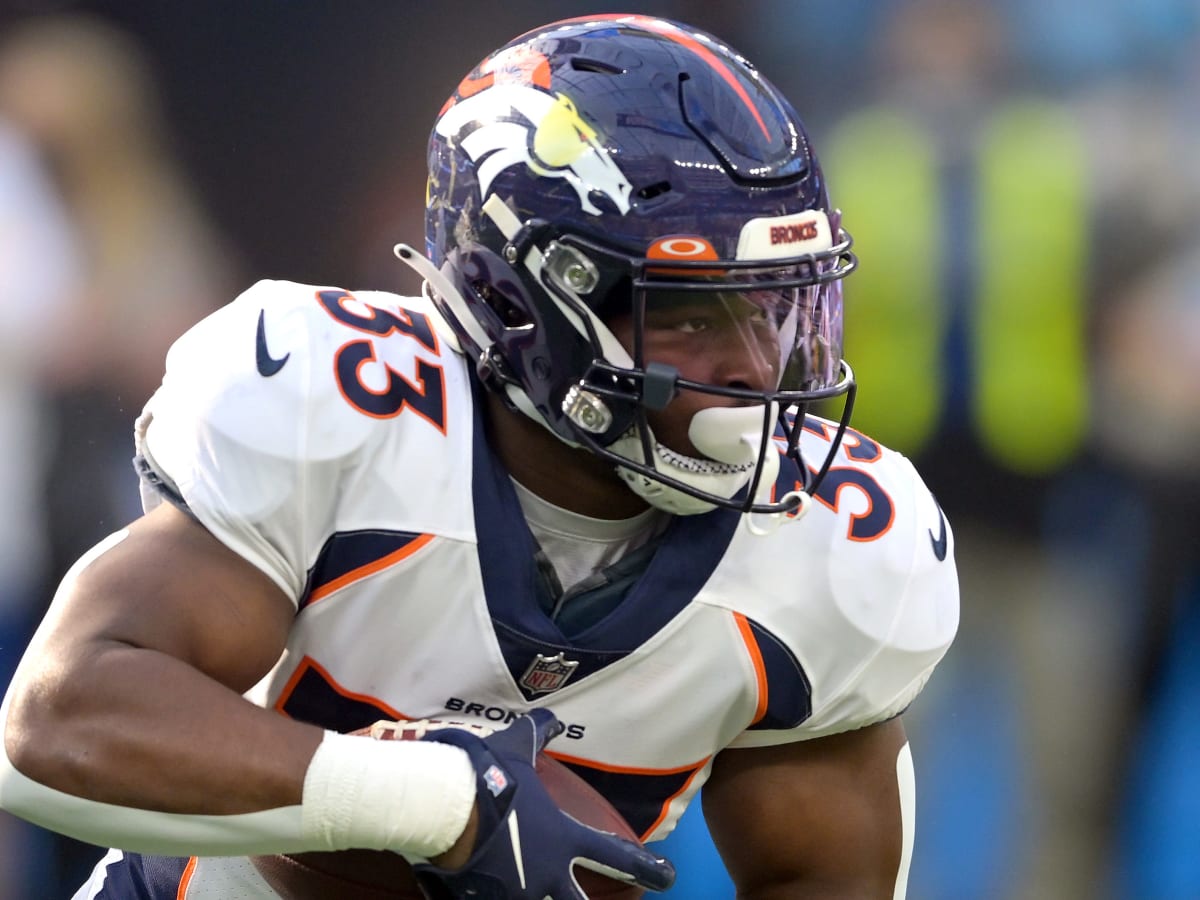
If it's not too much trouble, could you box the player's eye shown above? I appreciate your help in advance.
[748,306,773,326]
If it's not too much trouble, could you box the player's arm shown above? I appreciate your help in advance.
[703,717,912,899]
[4,500,316,813]
[0,502,475,859]
[0,499,673,895]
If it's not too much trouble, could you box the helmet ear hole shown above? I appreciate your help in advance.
[636,181,672,200]
[472,280,531,328]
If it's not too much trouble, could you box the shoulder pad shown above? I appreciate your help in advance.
[729,427,959,745]
[136,280,456,601]
[807,442,959,736]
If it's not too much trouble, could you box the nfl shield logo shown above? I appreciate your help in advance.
[483,764,509,797]
[520,652,580,695]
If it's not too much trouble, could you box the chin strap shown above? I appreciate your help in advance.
[609,404,787,518]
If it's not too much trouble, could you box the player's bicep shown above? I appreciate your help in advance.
[703,718,909,899]
[28,501,293,693]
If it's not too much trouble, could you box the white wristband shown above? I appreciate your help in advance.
[301,730,476,859]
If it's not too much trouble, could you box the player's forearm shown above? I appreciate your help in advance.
[4,640,319,814]
[0,640,319,855]
[0,647,476,858]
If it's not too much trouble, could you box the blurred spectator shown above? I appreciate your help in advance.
[1038,14,1200,898]
[1094,242,1200,482]
[811,1,1182,896]
[0,13,240,575]
[1095,225,1200,898]
[0,14,240,895]
[0,112,82,900]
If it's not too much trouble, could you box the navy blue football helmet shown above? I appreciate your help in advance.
[397,14,856,516]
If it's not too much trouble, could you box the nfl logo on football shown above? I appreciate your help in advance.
[520,652,579,695]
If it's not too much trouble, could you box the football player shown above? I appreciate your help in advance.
[0,14,958,899]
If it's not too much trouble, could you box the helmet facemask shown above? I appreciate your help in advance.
[555,228,856,515]
[398,195,857,516]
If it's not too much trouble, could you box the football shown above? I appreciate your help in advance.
[250,719,646,899]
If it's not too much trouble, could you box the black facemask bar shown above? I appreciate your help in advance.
[471,216,860,515]
[552,240,855,514]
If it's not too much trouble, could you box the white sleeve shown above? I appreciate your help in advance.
[730,452,960,747]
[805,543,958,737]
[0,121,81,353]
[811,470,958,737]
[134,279,374,604]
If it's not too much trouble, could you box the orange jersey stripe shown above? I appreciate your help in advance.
[546,750,713,843]
[273,655,411,723]
[176,857,197,899]
[546,750,709,778]
[641,764,710,842]
[308,532,435,605]
[733,612,769,725]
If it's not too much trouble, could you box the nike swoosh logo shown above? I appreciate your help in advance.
[928,502,948,562]
[255,309,289,377]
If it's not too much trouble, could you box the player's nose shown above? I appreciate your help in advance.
[710,330,778,394]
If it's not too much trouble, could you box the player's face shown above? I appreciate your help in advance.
[607,289,786,458]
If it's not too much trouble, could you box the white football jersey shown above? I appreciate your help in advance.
[136,278,959,848]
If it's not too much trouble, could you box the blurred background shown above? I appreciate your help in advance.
[0,1,1196,897]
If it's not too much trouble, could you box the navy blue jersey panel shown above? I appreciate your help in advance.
[744,616,814,730]
[300,530,429,611]
[86,852,191,899]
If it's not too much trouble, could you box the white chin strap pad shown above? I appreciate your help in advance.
[688,405,778,467]
[612,404,780,516]
[689,404,781,492]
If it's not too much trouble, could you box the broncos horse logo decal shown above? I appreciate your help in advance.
[436,82,632,216]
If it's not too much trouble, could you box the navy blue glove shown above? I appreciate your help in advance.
[412,709,675,899]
